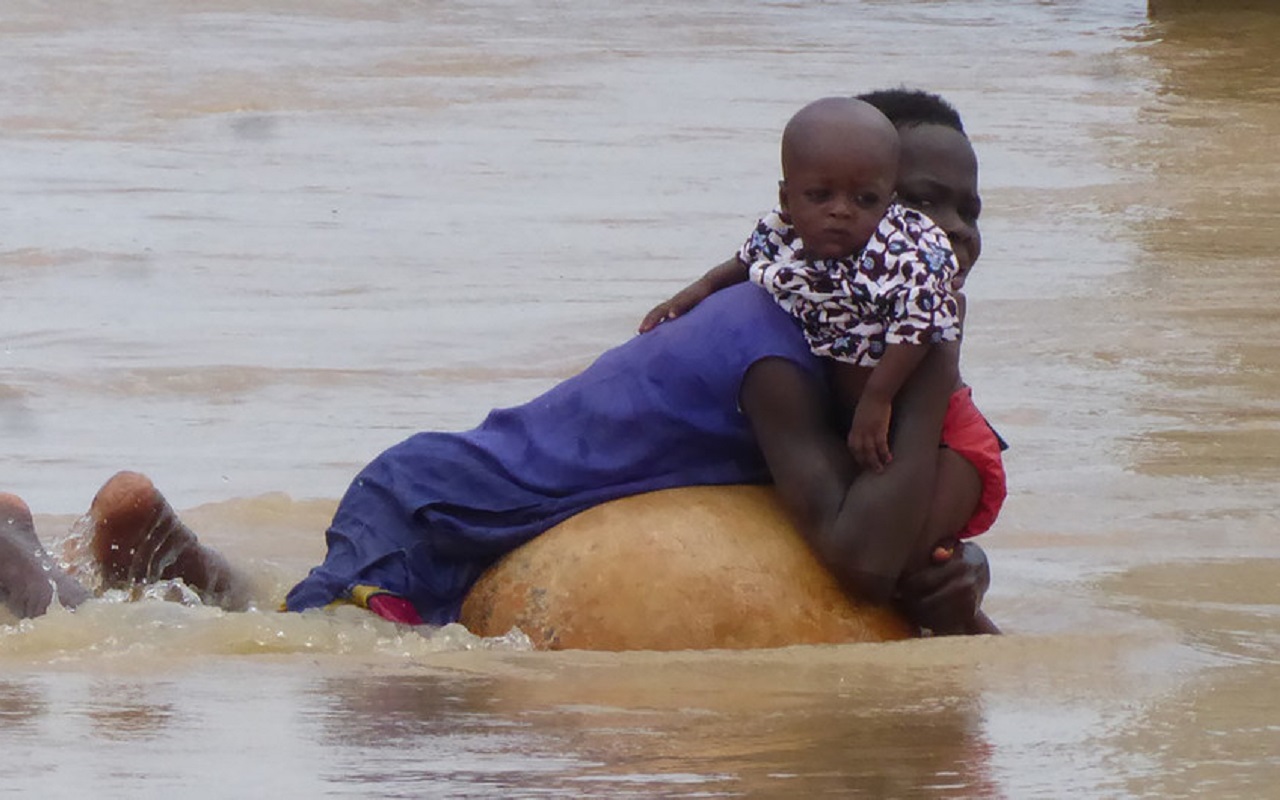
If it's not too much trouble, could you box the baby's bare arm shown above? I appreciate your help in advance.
[638,256,748,333]
[848,343,930,472]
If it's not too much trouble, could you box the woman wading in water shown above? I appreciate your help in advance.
[1,89,998,640]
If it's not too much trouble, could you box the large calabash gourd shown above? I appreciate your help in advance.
[460,485,916,650]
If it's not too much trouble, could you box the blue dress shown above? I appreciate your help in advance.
[284,283,823,623]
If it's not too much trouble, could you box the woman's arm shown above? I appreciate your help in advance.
[638,256,748,333]
[740,342,961,608]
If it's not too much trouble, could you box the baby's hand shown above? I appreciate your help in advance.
[847,396,893,473]
[638,281,714,333]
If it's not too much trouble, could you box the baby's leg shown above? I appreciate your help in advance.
[89,472,251,611]
[0,493,90,618]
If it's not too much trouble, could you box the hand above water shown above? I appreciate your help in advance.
[847,395,893,473]
[895,539,998,636]
[638,278,717,333]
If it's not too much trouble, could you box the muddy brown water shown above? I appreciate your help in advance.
[2,1,1278,796]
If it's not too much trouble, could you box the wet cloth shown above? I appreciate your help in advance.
[941,385,1008,539]
[283,283,823,624]
[740,204,961,366]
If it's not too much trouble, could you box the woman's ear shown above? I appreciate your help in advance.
[777,179,789,212]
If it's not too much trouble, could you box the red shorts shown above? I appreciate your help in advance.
[941,386,1007,539]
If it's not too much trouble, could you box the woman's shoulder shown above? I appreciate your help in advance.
[658,283,822,375]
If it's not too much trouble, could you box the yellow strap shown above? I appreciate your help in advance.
[348,584,388,609]
[277,584,387,613]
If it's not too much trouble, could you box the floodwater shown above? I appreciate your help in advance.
[2,0,1278,796]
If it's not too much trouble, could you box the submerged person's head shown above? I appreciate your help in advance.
[858,88,982,284]
[777,97,900,262]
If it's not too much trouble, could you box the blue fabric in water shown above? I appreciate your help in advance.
[283,283,822,624]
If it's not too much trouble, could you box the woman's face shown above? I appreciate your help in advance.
[894,124,982,286]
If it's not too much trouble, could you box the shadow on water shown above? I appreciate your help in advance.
[1101,558,1280,797]
[1119,6,1280,484]
[1147,0,1278,19]
[306,654,1001,797]
[1090,12,1280,791]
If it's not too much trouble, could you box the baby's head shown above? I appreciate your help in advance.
[778,97,899,262]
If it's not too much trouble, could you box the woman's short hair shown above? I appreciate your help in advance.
[856,88,965,134]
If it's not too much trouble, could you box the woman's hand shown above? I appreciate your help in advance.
[895,539,996,635]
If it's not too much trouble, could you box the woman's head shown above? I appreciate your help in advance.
[857,88,966,134]
[858,89,982,283]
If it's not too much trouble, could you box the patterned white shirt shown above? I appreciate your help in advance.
[739,203,961,366]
